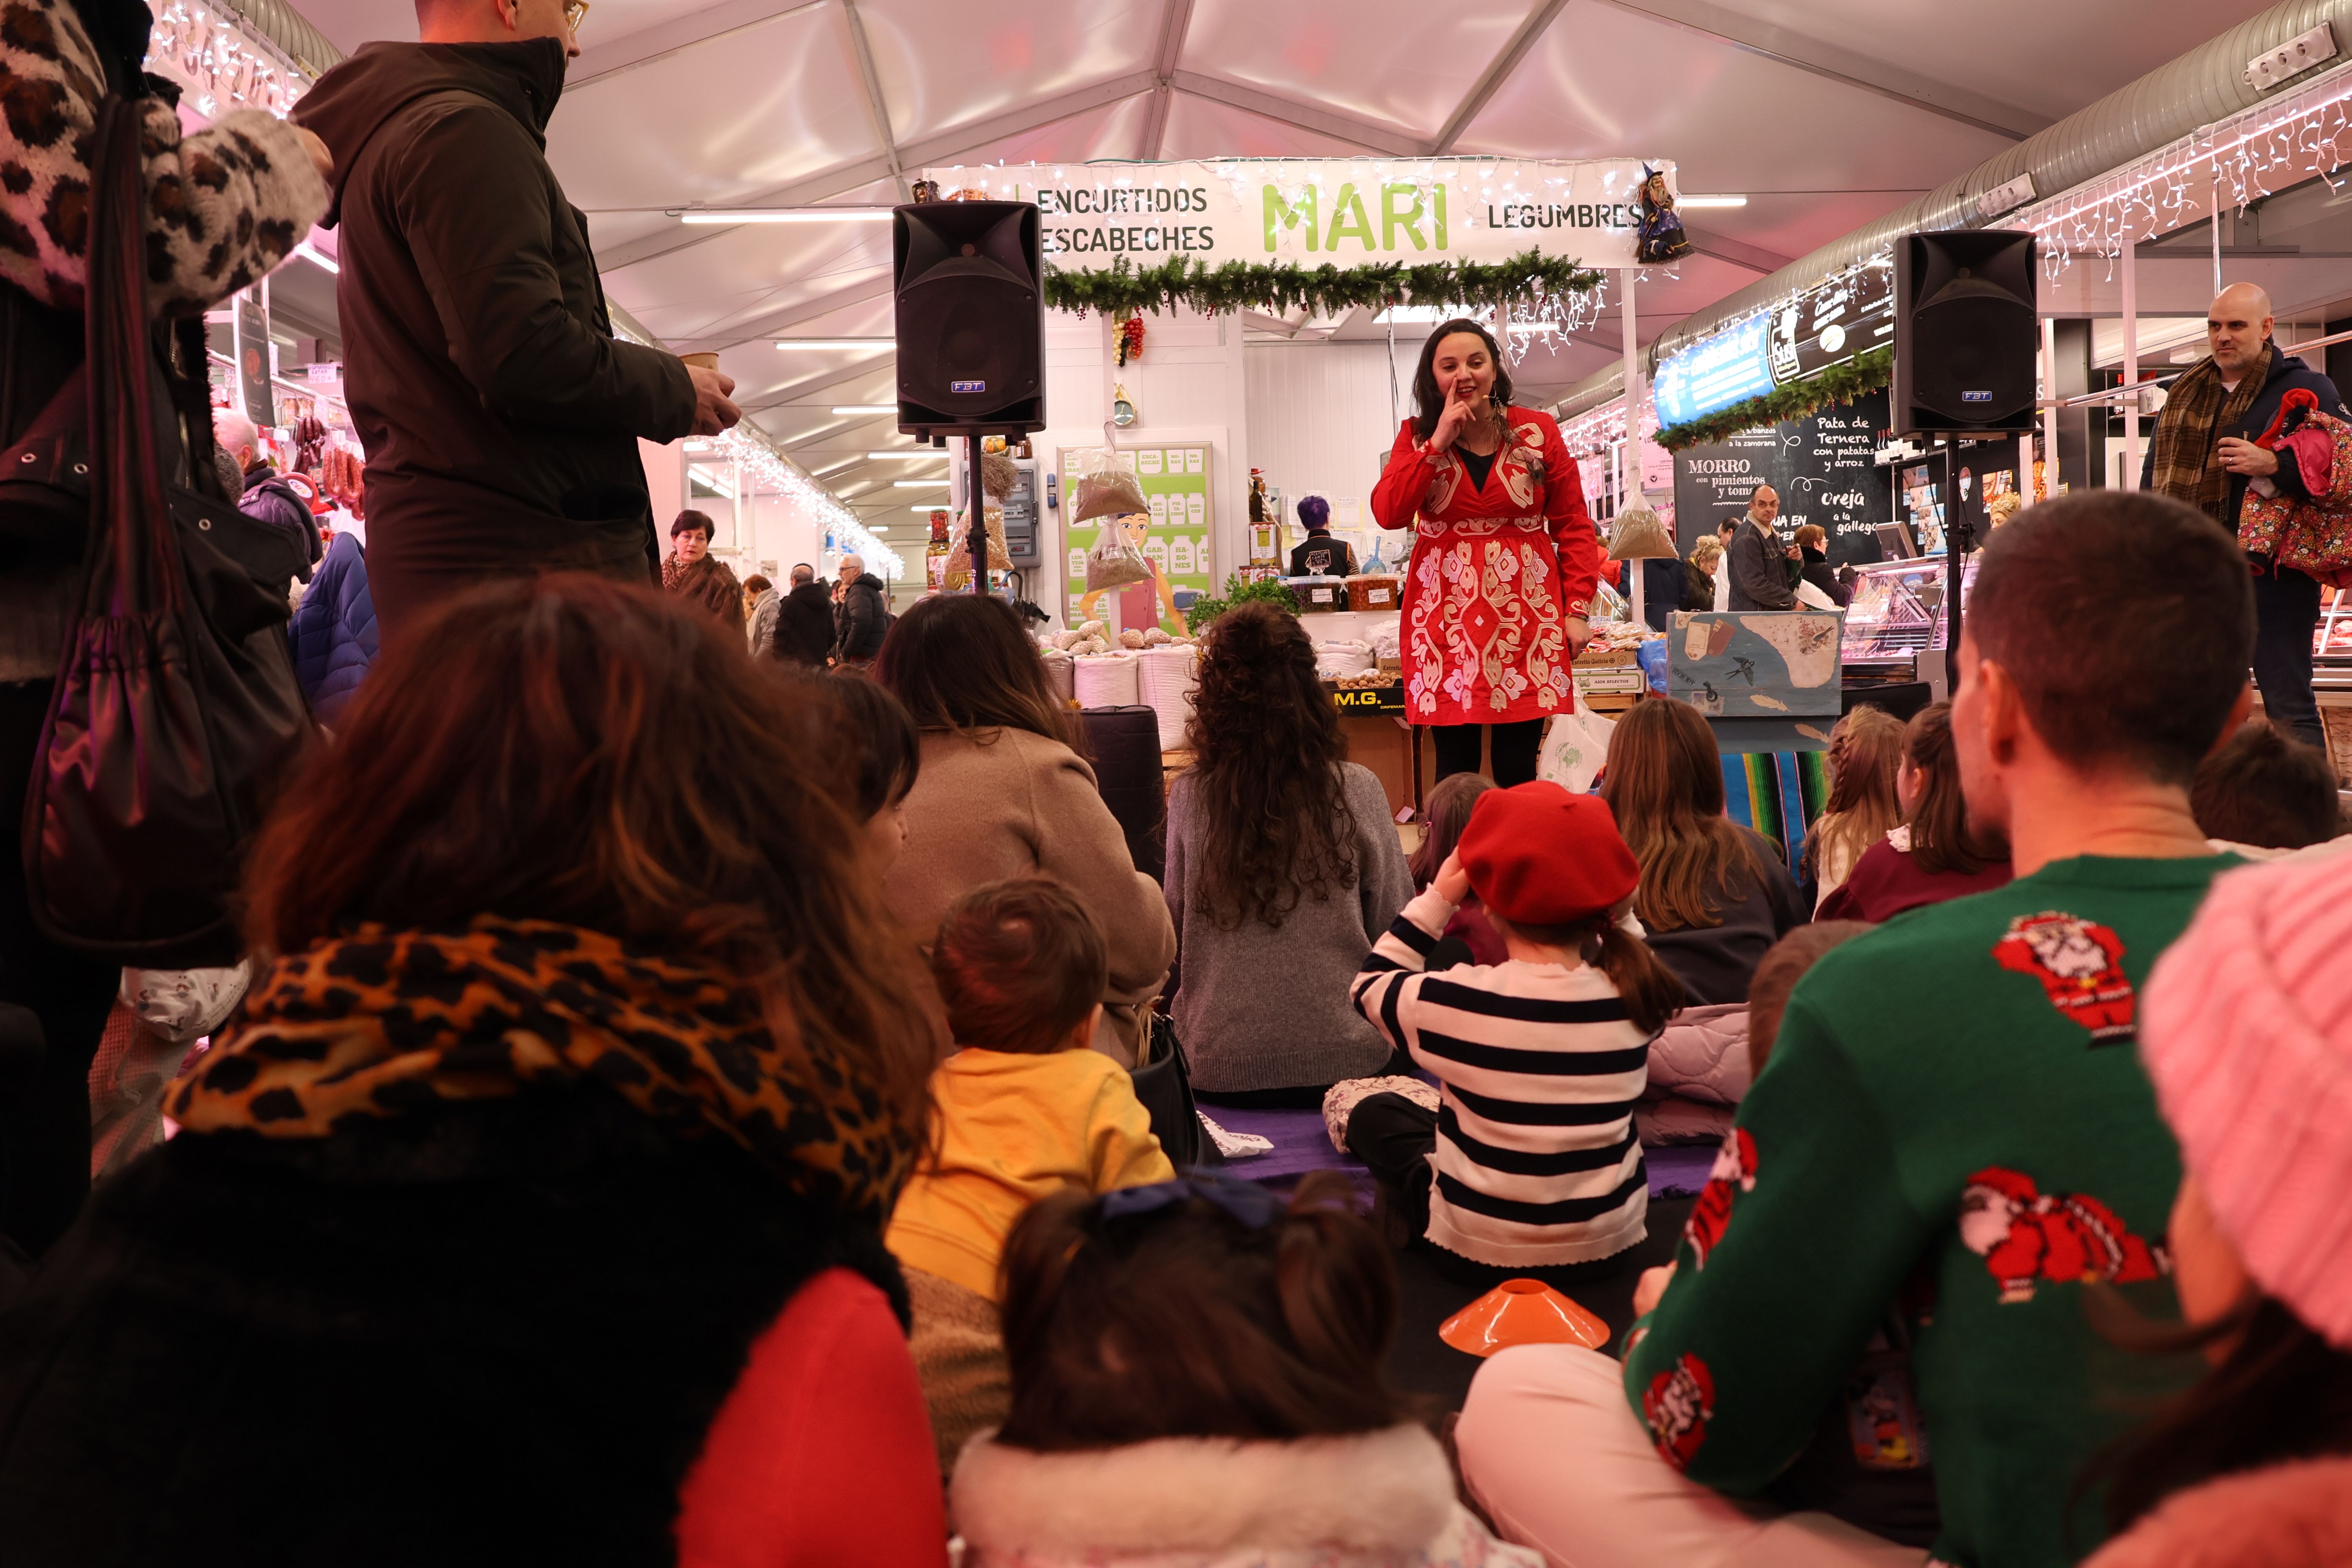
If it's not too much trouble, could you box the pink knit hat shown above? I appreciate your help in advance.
[2140,850,2352,1348]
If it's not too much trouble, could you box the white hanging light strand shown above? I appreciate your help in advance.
[711,426,905,578]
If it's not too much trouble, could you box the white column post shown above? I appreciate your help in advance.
[1621,272,1643,628]
[2121,237,2141,491]
[2041,316,2060,497]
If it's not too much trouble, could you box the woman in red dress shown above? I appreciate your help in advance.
[1371,319,1600,787]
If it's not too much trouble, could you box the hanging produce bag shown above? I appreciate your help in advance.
[1071,447,1147,524]
[942,506,1013,589]
[1085,519,1154,592]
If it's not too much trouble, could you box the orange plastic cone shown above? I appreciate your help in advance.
[1438,1278,1610,1357]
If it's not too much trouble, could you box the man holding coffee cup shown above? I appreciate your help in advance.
[294,0,742,639]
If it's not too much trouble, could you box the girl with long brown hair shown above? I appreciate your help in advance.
[1817,700,2013,922]
[0,576,952,1562]
[1600,698,1805,1004]
[877,592,1172,1064]
[1165,603,1414,1103]
[1801,704,1906,909]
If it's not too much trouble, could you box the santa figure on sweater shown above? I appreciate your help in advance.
[1992,912,2137,1042]
[1958,1167,2169,1303]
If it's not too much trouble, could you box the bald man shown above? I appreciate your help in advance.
[1725,483,1798,611]
[294,0,741,639]
[2145,282,2347,750]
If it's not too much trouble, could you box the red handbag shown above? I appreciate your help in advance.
[2239,396,2352,588]
[20,96,311,967]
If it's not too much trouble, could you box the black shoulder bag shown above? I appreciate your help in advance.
[18,95,311,968]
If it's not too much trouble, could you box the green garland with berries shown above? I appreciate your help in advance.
[1654,347,1892,452]
[1043,251,1605,320]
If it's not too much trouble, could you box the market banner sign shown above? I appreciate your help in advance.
[919,159,1674,271]
[1655,256,1895,427]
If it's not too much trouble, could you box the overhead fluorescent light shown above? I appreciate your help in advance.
[674,207,894,224]
[293,241,339,274]
[1677,194,1747,208]
[908,504,943,512]
[893,479,946,488]
[868,449,944,460]
[777,338,893,350]
[831,404,897,414]
[1376,305,1454,324]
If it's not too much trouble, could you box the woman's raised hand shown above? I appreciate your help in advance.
[1429,380,1477,454]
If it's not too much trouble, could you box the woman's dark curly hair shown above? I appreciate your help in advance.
[1181,602,1357,931]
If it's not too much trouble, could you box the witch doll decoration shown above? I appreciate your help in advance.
[1636,166,1693,264]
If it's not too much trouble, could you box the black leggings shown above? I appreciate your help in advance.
[1344,1091,1638,1289]
[1431,719,1544,788]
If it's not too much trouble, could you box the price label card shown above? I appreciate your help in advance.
[1187,493,1205,525]
[1138,449,1164,475]
[1185,449,1203,474]
[1150,493,1168,520]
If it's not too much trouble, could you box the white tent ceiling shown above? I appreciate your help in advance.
[294,0,2274,525]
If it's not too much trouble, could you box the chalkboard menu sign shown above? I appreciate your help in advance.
[1671,389,1893,568]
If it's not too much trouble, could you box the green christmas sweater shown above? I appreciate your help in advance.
[1624,855,2241,1568]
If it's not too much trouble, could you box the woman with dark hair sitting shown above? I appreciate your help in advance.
[1370,318,1601,788]
[1818,701,2013,922]
[1165,603,1414,1104]
[2080,853,2352,1563]
[662,508,744,627]
[1601,698,1805,1004]
[877,593,1173,1065]
[0,577,949,1564]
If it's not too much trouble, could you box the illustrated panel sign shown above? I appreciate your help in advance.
[1671,389,1893,568]
[1060,443,1214,635]
[1668,611,1844,719]
[920,159,1675,270]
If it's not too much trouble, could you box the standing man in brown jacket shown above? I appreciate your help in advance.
[295,0,741,639]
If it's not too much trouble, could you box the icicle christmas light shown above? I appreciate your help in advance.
[147,2,310,118]
[712,427,905,578]
[2016,60,2352,276]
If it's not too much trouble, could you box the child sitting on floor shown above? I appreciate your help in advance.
[885,878,1174,1471]
[1334,781,1684,1285]
[951,1172,1541,1568]
[2190,716,2344,855]
[1407,771,1501,968]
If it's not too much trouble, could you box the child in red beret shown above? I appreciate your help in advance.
[1340,782,1685,1279]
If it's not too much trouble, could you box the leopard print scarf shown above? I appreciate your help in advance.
[166,918,915,1222]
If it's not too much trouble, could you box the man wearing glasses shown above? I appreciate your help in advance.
[295,0,742,639]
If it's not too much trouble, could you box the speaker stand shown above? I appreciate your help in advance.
[966,432,988,597]
[1941,430,1975,657]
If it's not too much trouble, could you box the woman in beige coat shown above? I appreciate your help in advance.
[876,596,1174,1063]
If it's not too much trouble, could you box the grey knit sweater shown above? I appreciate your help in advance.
[1164,763,1414,1093]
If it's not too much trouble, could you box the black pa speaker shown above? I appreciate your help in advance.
[893,201,1045,439]
[1891,230,2038,437]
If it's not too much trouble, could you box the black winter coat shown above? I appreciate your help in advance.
[0,1085,902,1566]
[835,573,889,661]
[2141,345,2350,529]
[294,40,697,636]
[1727,518,1797,611]
[770,580,837,664]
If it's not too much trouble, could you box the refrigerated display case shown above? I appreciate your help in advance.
[1839,555,1975,662]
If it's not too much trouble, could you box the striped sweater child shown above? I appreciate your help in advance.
[1350,885,1650,1267]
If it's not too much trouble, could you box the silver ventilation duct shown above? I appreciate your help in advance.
[1555,0,2352,419]
[206,0,346,81]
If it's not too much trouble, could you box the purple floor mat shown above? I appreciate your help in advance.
[1644,1142,1719,1197]
[1203,1101,1720,1200]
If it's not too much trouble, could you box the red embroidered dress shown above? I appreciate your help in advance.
[1370,407,1600,727]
